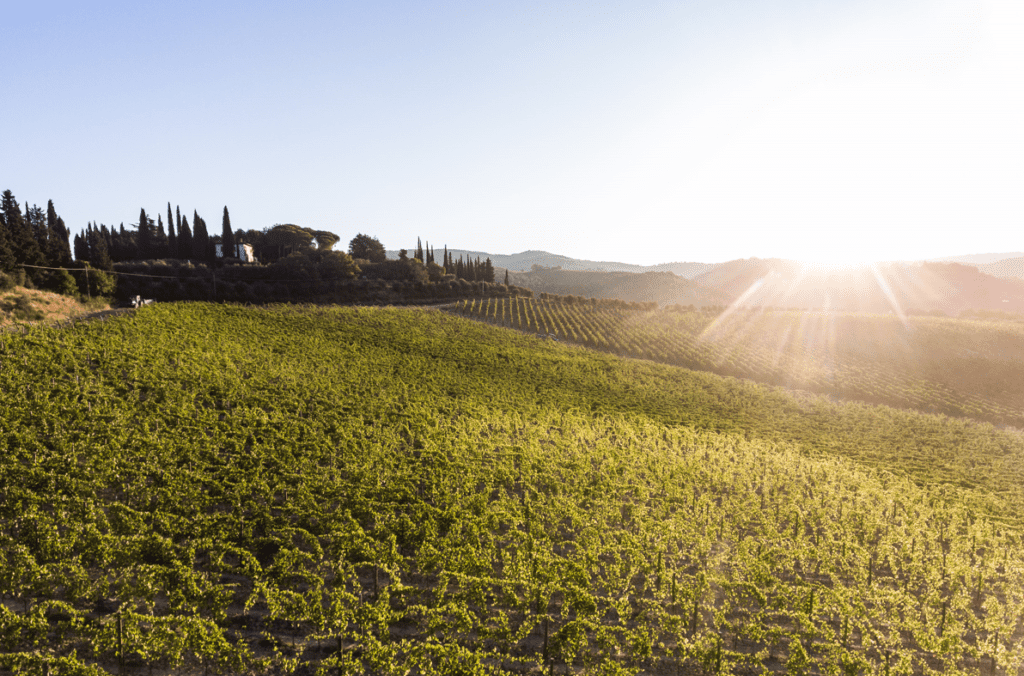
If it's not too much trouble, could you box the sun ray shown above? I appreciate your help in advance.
[699,276,767,342]
[868,262,909,329]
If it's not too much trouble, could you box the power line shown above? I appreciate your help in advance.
[18,263,360,284]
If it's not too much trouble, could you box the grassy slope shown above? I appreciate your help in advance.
[1,303,1023,674]
[506,268,731,307]
[0,286,110,329]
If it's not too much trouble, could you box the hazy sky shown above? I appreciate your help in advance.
[5,1,1022,265]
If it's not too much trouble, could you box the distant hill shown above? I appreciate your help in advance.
[643,261,716,278]
[977,257,1024,281]
[692,258,1024,314]
[926,252,1024,265]
[382,247,1024,311]
[505,267,731,307]
[387,249,647,272]
[387,248,716,276]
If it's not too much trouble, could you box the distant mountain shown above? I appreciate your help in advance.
[387,248,715,275]
[977,257,1024,281]
[505,267,731,307]
[644,261,717,278]
[381,247,1024,311]
[926,252,1024,265]
[387,249,649,272]
[692,258,1024,314]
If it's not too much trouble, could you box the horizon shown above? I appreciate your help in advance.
[6,1,1022,266]
[386,246,1024,270]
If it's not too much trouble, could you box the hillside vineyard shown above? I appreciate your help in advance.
[1,304,1023,674]
[447,297,1024,430]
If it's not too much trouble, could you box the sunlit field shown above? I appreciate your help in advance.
[2,303,1024,674]
[448,297,1024,430]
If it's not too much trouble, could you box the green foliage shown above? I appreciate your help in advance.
[348,233,387,263]
[1,304,1023,674]
[426,261,445,282]
[270,249,360,281]
[312,230,340,251]
[261,223,316,261]
[220,206,236,258]
[74,267,116,297]
[0,270,18,291]
[1,293,44,320]
[786,639,810,675]
[359,257,428,282]
[44,268,79,296]
[450,298,1024,430]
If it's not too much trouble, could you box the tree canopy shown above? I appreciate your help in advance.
[348,233,386,263]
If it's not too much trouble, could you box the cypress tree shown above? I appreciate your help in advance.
[178,214,193,260]
[221,206,235,259]
[26,202,47,248]
[1,192,46,272]
[192,211,209,262]
[167,203,177,258]
[52,217,72,266]
[137,208,152,259]
[155,215,168,258]
[416,237,424,263]
[87,225,113,270]
[40,201,57,261]
[72,232,86,264]
[0,197,15,271]
[45,200,72,266]
[77,225,93,263]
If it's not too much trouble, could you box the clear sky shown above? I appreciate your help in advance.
[4,0,1021,266]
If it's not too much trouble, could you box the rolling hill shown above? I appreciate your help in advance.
[691,258,1024,314]
[977,256,1024,281]
[4,303,1024,674]
[505,267,732,307]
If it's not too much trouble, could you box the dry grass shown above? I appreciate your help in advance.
[0,286,111,330]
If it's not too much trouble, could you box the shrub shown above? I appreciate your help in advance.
[3,294,45,321]
[0,271,15,291]
[45,269,79,296]
[76,268,117,298]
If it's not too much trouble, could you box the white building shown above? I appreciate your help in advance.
[215,243,255,263]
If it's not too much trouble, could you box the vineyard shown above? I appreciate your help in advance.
[2,304,1024,674]
[446,297,1024,430]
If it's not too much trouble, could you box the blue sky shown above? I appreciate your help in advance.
[4,1,1022,265]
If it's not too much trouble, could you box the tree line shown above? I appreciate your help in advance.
[73,204,244,267]
[0,189,74,289]
[3,187,516,304]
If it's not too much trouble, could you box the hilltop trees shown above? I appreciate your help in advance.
[137,208,153,259]
[0,190,74,290]
[221,206,236,258]
[6,198,46,277]
[313,230,340,251]
[262,224,315,261]
[0,206,15,272]
[348,233,386,262]
[178,212,193,260]
[0,189,519,305]
[193,210,211,262]
[46,200,72,266]
[167,203,177,258]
